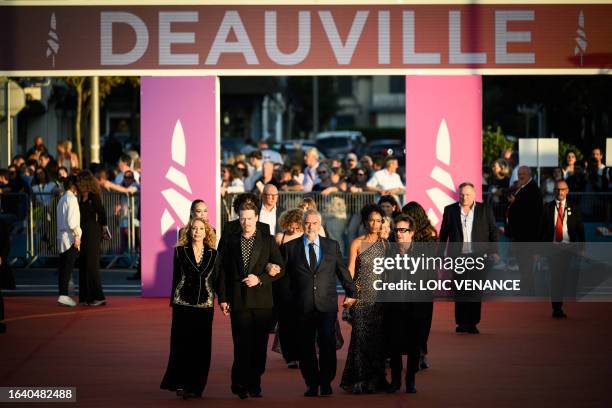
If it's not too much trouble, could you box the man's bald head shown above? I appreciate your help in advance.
[517,166,532,186]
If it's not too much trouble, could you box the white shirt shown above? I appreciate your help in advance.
[460,203,475,253]
[553,199,570,243]
[259,205,278,236]
[367,169,405,191]
[56,190,82,253]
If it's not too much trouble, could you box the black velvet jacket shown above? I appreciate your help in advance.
[171,245,217,308]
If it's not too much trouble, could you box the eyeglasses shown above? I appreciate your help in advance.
[553,188,569,191]
[317,171,327,175]
[394,228,413,233]
[356,173,365,176]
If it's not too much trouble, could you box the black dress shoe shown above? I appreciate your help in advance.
[182,392,200,400]
[248,388,262,398]
[231,385,248,399]
[304,386,318,397]
[405,374,417,394]
[467,325,480,334]
[456,325,467,333]
[287,361,299,369]
[419,355,430,369]
[386,380,401,393]
[320,384,333,396]
[553,309,568,318]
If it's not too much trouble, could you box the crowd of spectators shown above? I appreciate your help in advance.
[219,145,406,200]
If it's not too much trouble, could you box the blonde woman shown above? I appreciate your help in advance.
[161,217,217,400]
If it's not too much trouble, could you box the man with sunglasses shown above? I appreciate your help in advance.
[539,180,584,318]
[439,182,499,334]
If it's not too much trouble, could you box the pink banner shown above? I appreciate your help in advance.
[141,76,218,297]
[405,75,482,230]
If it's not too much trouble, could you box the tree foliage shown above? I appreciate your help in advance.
[482,126,514,166]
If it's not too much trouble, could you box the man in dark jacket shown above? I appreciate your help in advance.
[215,200,284,399]
[282,209,356,397]
[439,182,499,334]
[539,179,584,318]
[506,166,543,296]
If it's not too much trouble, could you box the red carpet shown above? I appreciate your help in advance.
[1,298,611,407]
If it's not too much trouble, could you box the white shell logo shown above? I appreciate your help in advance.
[160,120,193,235]
[46,13,59,67]
[425,119,456,226]
[574,11,587,66]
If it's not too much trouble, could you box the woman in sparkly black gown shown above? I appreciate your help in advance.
[340,204,387,394]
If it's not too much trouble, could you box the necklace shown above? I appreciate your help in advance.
[193,245,204,266]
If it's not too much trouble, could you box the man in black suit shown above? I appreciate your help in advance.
[539,179,584,318]
[282,209,356,397]
[215,200,284,399]
[506,166,543,295]
[439,182,499,334]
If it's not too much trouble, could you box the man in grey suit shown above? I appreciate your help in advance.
[282,209,356,397]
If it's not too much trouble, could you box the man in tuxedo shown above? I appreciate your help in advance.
[439,182,499,334]
[506,166,543,295]
[215,200,284,399]
[282,209,356,397]
[539,180,584,318]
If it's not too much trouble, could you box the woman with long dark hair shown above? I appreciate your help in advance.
[161,217,217,399]
[401,201,438,370]
[76,170,108,306]
[340,204,387,394]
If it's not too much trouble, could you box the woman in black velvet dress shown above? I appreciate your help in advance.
[76,170,108,306]
[161,217,217,400]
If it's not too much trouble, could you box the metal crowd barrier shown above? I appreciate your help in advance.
[3,189,609,267]
[2,192,139,268]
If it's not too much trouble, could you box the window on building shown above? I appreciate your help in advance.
[389,76,405,94]
[337,77,353,97]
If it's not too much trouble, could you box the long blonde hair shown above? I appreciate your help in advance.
[177,217,216,249]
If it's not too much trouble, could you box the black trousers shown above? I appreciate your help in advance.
[297,310,337,388]
[230,308,273,392]
[161,306,213,396]
[276,303,300,363]
[455,302,482,327]
[454,264,484,327]
[549,248,578,311]
[58,246,78,296]
[79,222,105,303]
